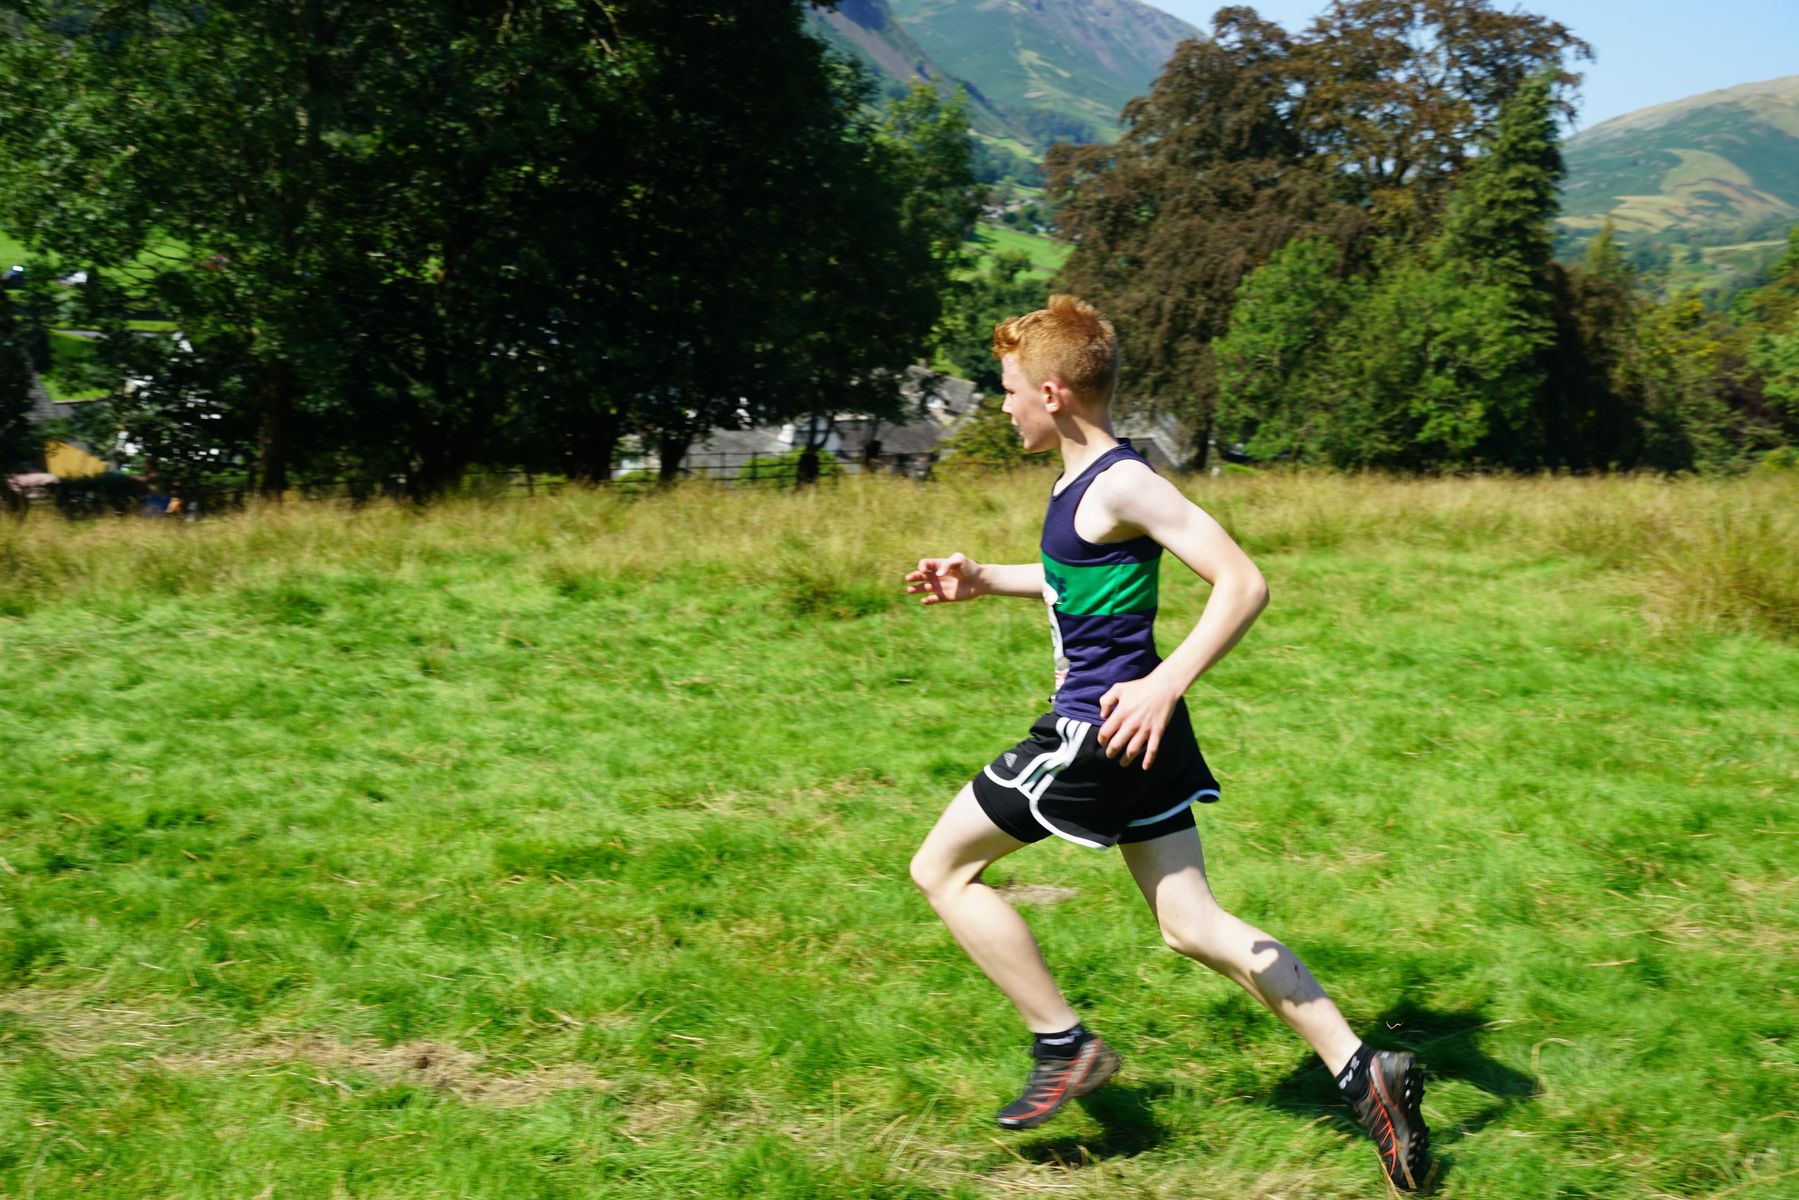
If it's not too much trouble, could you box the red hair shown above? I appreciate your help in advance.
[991,294,1119,403]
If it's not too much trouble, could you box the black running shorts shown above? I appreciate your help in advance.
[970,699,1219,849]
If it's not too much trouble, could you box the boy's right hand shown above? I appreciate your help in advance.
[905,554,982,604]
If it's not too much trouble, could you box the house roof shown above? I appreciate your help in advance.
[832,418,944,458]
[691,427,789,459]
[27,372,76,425]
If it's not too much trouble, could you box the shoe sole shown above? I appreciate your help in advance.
[1370,1052,1428,1192]
[996,1040,1122,1130]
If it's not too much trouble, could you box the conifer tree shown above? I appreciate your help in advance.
[1310,74,1563,469]
[1544,219,1649,469]
[1436,71,1561,464]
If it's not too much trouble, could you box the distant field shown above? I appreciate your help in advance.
[42,330,107,402]
[0,224,187,290]
[2,473,1795,1198]
[966,220,1070,278]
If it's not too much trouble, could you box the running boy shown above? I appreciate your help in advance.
[903,295,1429,1191]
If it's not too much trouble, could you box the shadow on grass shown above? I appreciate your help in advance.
[1265,1001,1538,1191]
[1014,1080,1174,1165]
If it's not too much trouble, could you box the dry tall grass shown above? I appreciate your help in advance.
[3,470,1794,637]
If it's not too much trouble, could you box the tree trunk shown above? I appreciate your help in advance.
[405,434,467,503]
[568,407,620,483]
[796,413,832,486]
[257,362,294,498]
[657,429,691,483]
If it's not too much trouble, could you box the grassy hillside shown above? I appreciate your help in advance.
[807,0,1019,146]
[2,474,1795,1198]
[1560,75,1799,293]
[967,220,1070,278]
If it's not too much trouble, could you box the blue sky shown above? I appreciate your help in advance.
[1148,1,1799,131]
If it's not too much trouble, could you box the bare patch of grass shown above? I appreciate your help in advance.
[152,1035,609,1108]
[994,883,1079,906]
[0,987,608,1108]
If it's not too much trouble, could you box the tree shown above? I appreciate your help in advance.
[0,2,463,494]
[1214,238,1361,460]
[1285,73,1565,470]
[762,79,977,485]
[1624,294,1739,471]
[1541,220,1649,470]
[1292,0,1588,237]
[1048,2,1585,459]
[1435,71,1562,464]
[1050,9,1364,460]
[1742,226,1799,433]
[0,2,971,493]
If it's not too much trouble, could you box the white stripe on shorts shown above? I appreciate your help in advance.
[1125,786,1220,829]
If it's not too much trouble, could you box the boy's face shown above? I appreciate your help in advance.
[999,354,1058,453]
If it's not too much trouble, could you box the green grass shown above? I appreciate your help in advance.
[1,474,1796,1198]
[967,221,1071,279]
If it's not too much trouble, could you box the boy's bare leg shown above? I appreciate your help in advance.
[1120,825,1362,1074]
[909,785,1079,1033]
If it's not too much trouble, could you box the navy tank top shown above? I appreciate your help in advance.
[1040,440,1162,723]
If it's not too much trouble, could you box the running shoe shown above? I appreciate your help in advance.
[995,1037,1121,1130]
[1350,1049,1430,1191]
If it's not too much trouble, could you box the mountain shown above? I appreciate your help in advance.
[889,0,1201,145]
[810,0,939,88]
[806,0,1016,142]
[1559,75,1799,291]
[807,0,1202,155]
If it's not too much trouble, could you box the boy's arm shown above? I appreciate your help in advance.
[905,555,1045,604]
[1090,465,1269,768]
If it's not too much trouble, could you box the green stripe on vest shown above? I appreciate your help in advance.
[1042,553,1159,616]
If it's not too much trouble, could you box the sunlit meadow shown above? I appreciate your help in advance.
[2,471,1794,1198]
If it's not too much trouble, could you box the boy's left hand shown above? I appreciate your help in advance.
[1097,674,1181,769]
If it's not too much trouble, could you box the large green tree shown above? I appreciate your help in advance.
[0,2,972,493]
[1292,0,1588,237]
[1436,70,1562,465]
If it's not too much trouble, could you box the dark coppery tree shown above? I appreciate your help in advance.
[1291,0,1589,238]
[1050,9,1366,458]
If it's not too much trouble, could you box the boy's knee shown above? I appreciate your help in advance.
[908,849,942,897]
[1159,911,1225,966]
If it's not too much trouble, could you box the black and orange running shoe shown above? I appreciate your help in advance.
[1350,1050,1430,1192]
[995,1037,1122,1130]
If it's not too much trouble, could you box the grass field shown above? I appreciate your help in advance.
[967,223,1071,279]
[2,473,1795,1198]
